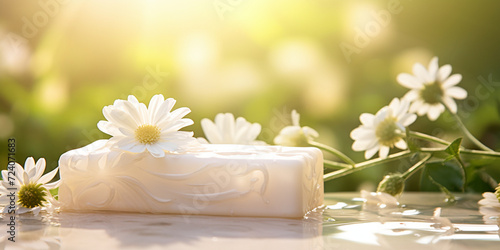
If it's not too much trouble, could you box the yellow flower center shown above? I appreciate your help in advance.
[420,81,444,104]
[18,183,47,208]
[135,124,161,144]
[375,117,402,147]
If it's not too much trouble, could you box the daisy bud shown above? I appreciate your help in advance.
[274,110,319,147]
[377,173,405,197]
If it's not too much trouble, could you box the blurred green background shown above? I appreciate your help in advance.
[1,0,499,192]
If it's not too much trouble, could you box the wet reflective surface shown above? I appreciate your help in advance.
[1,192,498,249]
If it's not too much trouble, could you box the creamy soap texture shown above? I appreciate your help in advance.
[59,140,324,218]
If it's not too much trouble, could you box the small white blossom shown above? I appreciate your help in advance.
[198,113,266,145]
[351,98,416,159]
[397,57,467,121]
[274,110,318,147]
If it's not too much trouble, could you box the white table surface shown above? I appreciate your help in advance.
[1,192,498,249]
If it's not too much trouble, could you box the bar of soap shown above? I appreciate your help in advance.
[58,140,324,218]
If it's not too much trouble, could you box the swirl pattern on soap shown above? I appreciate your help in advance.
[59,140,271,213]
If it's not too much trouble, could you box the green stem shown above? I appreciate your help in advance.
[461,149,500,157]
[446,107,493,152]
[453,154,467,192]
[324,160,351,169]
[401,154,432,180]
[408,131,450,146]
[308,141,356,168]
[323,150,413,181]
[420,147,500,158]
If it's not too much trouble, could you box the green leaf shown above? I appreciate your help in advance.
[428,175,456,203]
[445,138,462,157]
[420,161,464,193]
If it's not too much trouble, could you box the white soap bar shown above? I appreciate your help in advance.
[58,140,324,218]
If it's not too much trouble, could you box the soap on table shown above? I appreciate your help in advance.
[58,140,324,218]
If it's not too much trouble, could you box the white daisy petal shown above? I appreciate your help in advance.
[442,74,462,88]
[428,57,439,79]
[146,145,165,158]
[44,179,60,190]
[201,118,223,143]
[394,139,407,150]
[127,95,139,103]
[403,90,420,102]
[397,73,423,89]
[412,63,430,83]
[364,145,380,159]
[38,167,59,185]
[97,120,122,136]
[162,119,194,134]
[417,103,430,116]
[409,99,423,113]
[302,126,319,139]
[106,109,139,132]
[291,110,300,126]
[446,86,468,99]
[118,142,146,153]
[400,113,417,127]
[15,162,26,185]
[427,105,443,121]
[379,146,390,159]
[122,100,146,125]
[32,158,46,183]
[350,127,376,140]
[24,157,36,177]
[442,96,457,113]
[359,113,375,126]
[147,94,164,123]
[437,64,452,82]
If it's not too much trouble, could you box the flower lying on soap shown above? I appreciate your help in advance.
[97,94,199,158]
[274,110,319,147]
[0,157,60,215]
[198,113,266,145]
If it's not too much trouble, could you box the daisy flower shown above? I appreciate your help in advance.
[478,185,500,224]
[198,113,266,145]
[350,98,416,159]
[273,110,319,147]
[97,94,199,158]
[0,157,60,215]
[397,57,467,121]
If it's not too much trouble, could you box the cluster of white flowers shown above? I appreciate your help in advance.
[351,57,467,160]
